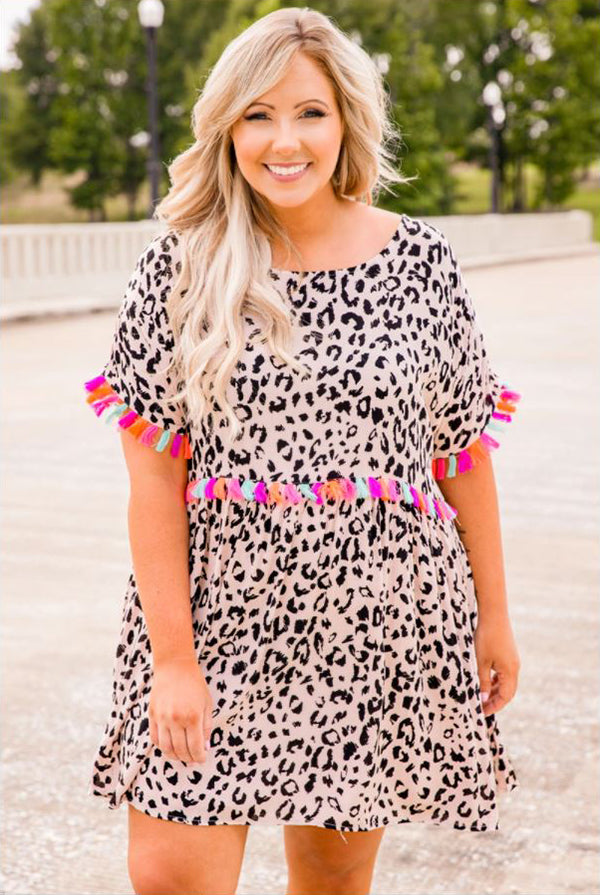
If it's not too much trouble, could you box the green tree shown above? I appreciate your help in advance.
[8,2,62,187]
[10,0,229,219]
[423,0,600,211]
[0,70,25,186]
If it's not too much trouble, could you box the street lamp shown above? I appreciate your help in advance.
[482,80,503,213]
[137,0,164,217]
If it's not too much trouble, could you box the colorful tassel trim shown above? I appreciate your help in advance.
[431,384,521,480]
[84,374,192,460]
[184,474,459,522]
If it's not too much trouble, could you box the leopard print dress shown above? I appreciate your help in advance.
[84,213,521,835]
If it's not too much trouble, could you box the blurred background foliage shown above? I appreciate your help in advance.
[1,0,598,234]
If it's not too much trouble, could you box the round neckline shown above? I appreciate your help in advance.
[268,213,407,276]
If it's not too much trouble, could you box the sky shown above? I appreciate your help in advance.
[0,0,40,70]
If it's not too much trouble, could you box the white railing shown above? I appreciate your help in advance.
[0,211,595,320]
[424,209,594,260]
[1,220,163,319]
[2,220,161,280]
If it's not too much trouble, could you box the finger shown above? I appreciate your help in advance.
[483,694,507,716]
[169,723,194,764]
[185,721,207,764]
[158,724,176,761]
[477,660,493,704]
[483,675,515,715]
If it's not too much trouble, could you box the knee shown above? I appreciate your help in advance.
[128,850,238,895]
[128,850,197,895]
[291,853,374,895]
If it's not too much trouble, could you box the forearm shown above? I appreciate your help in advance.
[436,454,510,620]
[127,478,195,668]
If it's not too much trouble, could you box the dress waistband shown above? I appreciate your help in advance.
[185,474,458,522]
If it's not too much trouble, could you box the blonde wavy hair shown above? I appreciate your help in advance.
[155,5,409,441]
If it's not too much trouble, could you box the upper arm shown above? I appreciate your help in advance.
[119,428,189,492]
[83,231,192,491]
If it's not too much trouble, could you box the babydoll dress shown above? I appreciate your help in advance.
[84,213,521,835]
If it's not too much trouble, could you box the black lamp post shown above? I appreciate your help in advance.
[137,0,164,217]
[482,81,504,214]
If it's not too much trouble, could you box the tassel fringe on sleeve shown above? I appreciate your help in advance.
[84,375,192,459]
[431,385,521,480]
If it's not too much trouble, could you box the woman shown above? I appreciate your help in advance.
[84,7,521,894]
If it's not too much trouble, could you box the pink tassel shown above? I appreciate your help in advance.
[140,425,160,445]
[118,411,138,429]
[85,375,107,392]
[480,431,500,451]
[284,482,302,504]
[91,395,120,416]
[342,478,357,499]
[311,482,324,504]
[204,477,217,499]
[457,450,474,473]
[368,476,382,498]
[254,481,268,503]
[185,482,198,503]
[228,478,244,501]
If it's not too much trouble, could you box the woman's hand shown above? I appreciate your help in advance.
[149,656,214,764]
[474,611,520,717]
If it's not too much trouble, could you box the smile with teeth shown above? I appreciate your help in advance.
[265,162,311,178]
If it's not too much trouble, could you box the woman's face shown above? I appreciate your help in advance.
[230,52,343,210]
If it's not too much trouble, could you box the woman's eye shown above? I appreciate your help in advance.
[244,109,325,121]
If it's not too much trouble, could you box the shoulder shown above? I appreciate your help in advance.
[119,228,183,342]
[399,213,456,266]
[132,228,182,285]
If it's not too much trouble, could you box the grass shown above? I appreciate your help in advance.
[2,162,599,240]
[453,161,600,241]
[0,169,154,224]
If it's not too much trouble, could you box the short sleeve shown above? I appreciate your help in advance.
[83,231,191,460]
[425,238,521,481]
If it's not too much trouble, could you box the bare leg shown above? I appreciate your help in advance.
[127,803,249,895]
[284,824,386,895]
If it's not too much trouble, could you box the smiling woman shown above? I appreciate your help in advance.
[83,5,521,895]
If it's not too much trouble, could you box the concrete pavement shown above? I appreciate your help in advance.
[1,253,598,894]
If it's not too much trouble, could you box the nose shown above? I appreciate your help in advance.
[269,121,303,154]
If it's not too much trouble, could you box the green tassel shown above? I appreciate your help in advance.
[355,477,369,499]
[400,481,413,505]
[241,480,256,500]
[192,478,208,498]
[155,431,171,452]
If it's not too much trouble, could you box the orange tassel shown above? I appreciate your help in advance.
[270,482,285,503]
[213,477,228,499]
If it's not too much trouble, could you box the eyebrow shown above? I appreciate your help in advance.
[246,98,330,110]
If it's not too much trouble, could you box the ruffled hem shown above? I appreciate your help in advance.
[431,384,521,481]
[84,374,192,459]
[185,473,459,522]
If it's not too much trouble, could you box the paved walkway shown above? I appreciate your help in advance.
[1,254,598,894]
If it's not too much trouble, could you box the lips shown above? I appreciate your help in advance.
[262,161,312,183]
